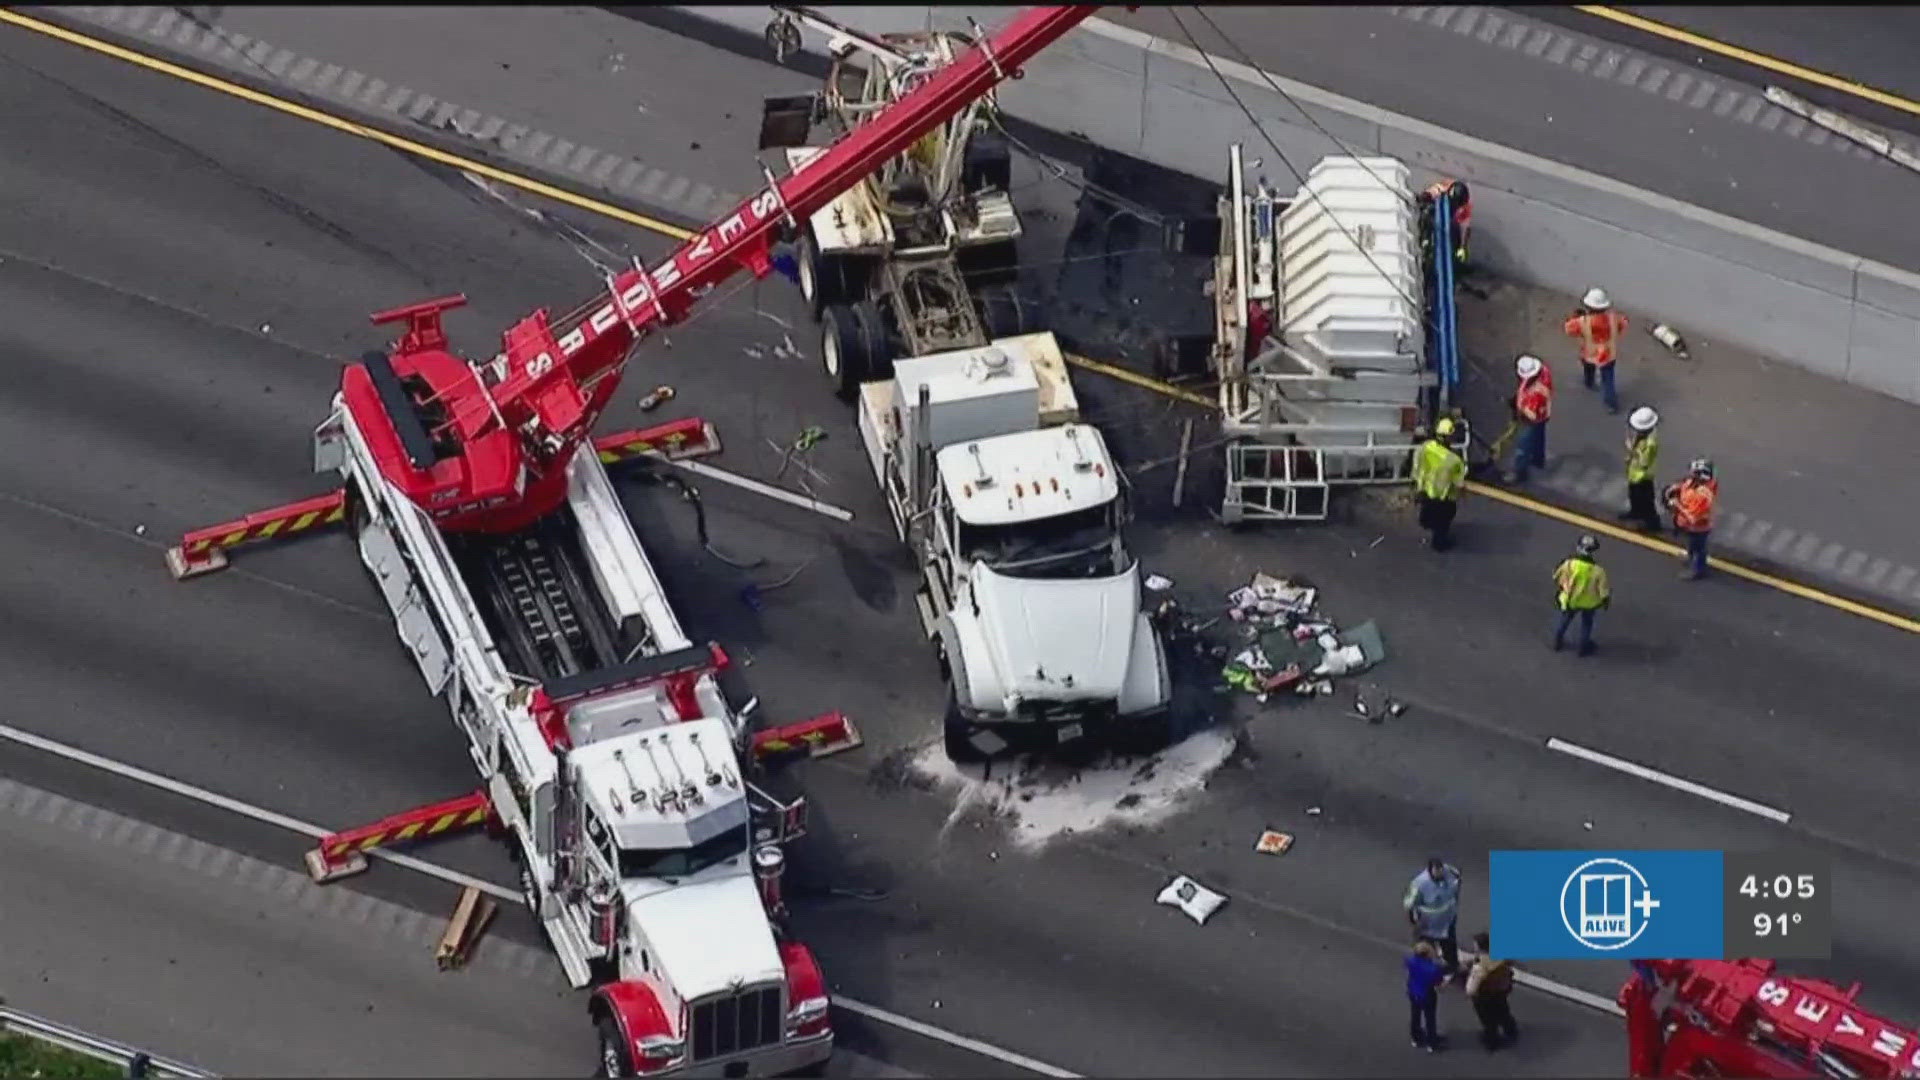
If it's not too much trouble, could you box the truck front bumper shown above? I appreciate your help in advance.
[952,705,1167,759]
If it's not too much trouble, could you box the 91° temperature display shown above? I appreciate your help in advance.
[1730,855,1831,958]
[1490,850,1832,960]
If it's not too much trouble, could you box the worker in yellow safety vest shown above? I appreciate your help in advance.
[1617,407,1662,532]
[1412,418,1469,552]
[1552,535,1611,656]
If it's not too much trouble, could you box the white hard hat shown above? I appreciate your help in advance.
[1628,406,1658,432]
[1515,354,1543,379]
[1583,287,1612,310]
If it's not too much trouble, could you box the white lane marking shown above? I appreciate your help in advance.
[1546,737,1793,823]
[0,721,1073,1077]
[1511,967,1625,1016]
[0,720,520,903]
[832,999,1080,1079]
[672,459,855,522]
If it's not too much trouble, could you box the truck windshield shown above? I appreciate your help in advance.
[618,823,749,880]
[959,502,1128,580]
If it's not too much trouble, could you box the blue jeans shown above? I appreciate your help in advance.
[1684,530,1711,577]
[1583,361,1619,411]
[1554,608,1596,650]
[1512,422,1547,481]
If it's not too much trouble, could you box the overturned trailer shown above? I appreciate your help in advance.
[1210,146,1458,523]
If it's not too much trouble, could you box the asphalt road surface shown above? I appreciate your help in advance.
[1101,5,1920,272]
[4,11,1920,1080]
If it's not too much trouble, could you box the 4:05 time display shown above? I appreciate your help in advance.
[1739,873,1818,900]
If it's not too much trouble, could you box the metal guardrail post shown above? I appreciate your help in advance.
[0,1004,215,1078]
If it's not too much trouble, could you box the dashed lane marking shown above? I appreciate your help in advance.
[7,7,1914,635]
[1575,5,1920,124]
[1525,457,1920,616]
[1390,5,1917,166]
[0,8,705,240]
[1546,737,1794,824]
[0,721,1074,1079]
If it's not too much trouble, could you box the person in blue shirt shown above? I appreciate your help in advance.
[1404,856,1464,977]
[1406,940,1449,1052]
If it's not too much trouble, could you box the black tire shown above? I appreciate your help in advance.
[961,129,1014,195]
[821,300,889,401]
[942,683,989,764]
[797,228,865,321]
[850,298,893,375]
[975,283,1041,340]
[596,1015,633,1079]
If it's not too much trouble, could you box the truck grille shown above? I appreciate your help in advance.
[690,985,785,1062]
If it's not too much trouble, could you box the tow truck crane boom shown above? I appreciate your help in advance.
[343,5,1100,539]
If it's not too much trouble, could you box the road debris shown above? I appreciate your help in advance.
[1215,573,1389,703]
[638,385,675,411]
[1254,829,1294,855]
[1158,874,1227,925]
[1306,805,1322,816]
[436,885,498,970]
[1650,322,1691,360]
[1145,573,1174,592]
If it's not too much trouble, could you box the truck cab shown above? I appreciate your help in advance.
[854,335,1171,761]
[553,726,831,1079]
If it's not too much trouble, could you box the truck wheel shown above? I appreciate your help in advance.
[942,684,989,764]
[850,299,893,374]
[821,301,888,401]
[962,129,1014,195]
[596,1015,634,1079]
[798,228,865,321]
[975,283,1041,340]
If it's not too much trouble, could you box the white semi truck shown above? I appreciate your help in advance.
[850,335,1172,761]
[763,8,1171,761]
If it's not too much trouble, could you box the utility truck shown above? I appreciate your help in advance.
[760,7,1171,761]
[163,6,1102,1074]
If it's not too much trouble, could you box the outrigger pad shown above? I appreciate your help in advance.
[759,94,817,150]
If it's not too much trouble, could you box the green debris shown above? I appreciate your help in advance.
[0,1034,124,1080]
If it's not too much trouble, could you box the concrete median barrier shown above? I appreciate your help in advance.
[674,5,1920,406]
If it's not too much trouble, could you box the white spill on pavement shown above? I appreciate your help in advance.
[912,728,1240,850]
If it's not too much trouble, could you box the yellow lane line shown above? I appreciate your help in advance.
[1466,482,1920,636]
[11,7,1917,636]
[0,8,698,241]
[1575,5,1920,123]
[1061,352,1216,409]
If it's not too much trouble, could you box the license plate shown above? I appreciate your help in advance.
[1058,723,1084,742]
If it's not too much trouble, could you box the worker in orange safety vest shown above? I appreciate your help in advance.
[1663,458,1718,580]
[1423,179,1471,270]
[1508,354,1552,483]
[1564,287,1630,414]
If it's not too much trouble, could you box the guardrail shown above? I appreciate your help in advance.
[0,1005,214,1078]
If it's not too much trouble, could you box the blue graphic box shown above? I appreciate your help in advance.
[1490,850,1724,960]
